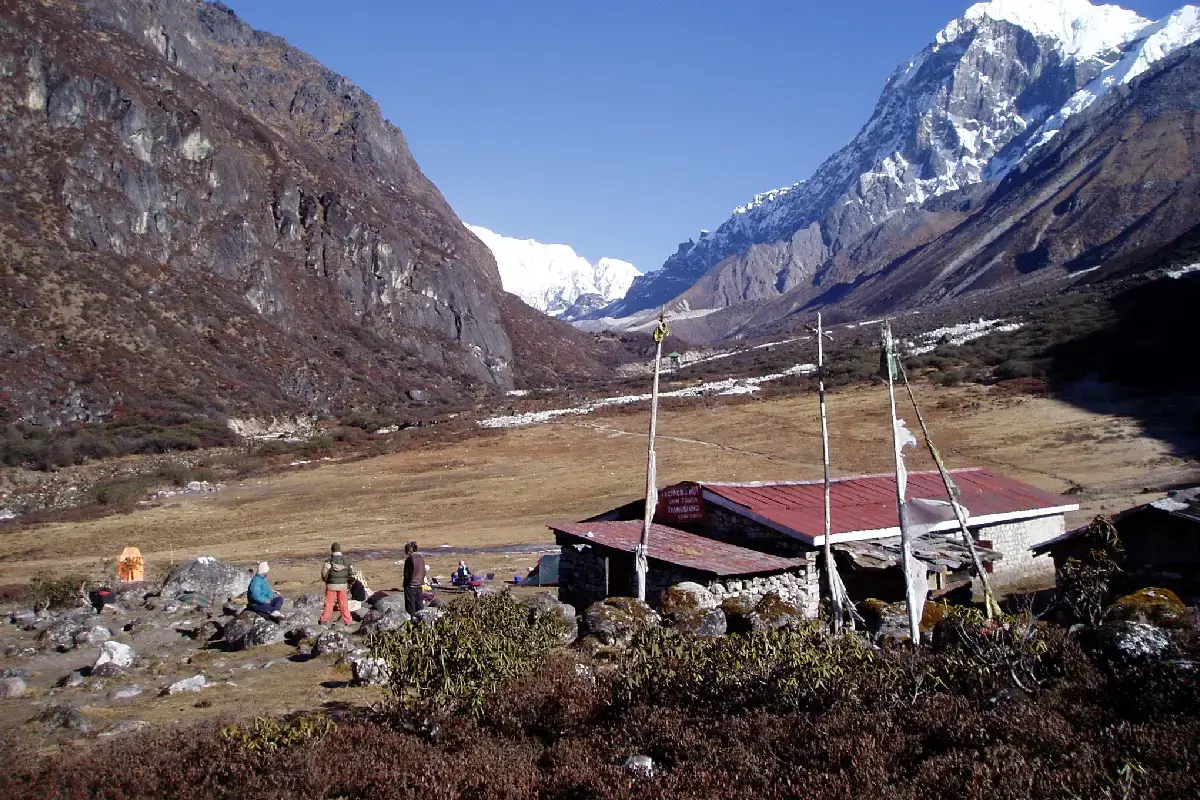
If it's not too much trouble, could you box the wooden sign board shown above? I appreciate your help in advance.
[655,482,705,523]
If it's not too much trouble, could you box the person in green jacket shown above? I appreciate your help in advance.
[319,543,354,625]
[248,561,284,620]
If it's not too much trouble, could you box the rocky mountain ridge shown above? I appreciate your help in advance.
[0,0,622,426]
[598,0,1200,329]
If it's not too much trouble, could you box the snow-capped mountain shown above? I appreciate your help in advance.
[466,224,641,317]
[603,0,1200,319]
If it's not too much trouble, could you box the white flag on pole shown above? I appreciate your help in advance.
[893,416,917,498]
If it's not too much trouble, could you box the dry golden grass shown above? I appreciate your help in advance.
[0,382,1191,589]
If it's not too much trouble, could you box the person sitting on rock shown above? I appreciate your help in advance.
[454,560,472,585]
[319,543,354,625]
[248,562,284,621]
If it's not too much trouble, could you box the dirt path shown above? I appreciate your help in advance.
[1,383,1192,590]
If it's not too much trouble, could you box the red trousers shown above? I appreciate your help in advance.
[319,589,352,624]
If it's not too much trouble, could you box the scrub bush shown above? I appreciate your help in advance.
[369,591,571,717]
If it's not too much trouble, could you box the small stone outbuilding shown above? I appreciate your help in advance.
[1032,487,1200,599]
[550,520,818,615]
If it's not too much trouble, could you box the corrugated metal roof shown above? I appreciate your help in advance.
[703,468,1075,541]
[549,520,810,577]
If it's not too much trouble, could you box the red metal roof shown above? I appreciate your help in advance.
[702,468,1075,542]
[549,520,809,576]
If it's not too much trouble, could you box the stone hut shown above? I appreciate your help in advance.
[1032,487,1200,599]
[584,468,1077,596]
[549,520,818,614]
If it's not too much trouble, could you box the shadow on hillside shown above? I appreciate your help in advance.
[1044,274,1200,461]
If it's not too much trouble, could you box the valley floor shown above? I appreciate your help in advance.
[0,382,1196,743]
[3,382,1194,587]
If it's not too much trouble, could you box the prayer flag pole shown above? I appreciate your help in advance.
[882,321,922,644]
[636,308,669,603]
[806,313,847,633]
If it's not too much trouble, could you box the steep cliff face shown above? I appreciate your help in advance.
[1,0,521,423]
[602,1,1200,322]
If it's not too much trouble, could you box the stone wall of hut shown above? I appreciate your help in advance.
[708,559,820,618]
[972,514,1064,587]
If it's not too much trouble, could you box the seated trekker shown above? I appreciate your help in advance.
[247,562,284,621]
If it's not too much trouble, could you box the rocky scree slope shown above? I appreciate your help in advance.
[0,0,595,425]
[599,0,1200,332]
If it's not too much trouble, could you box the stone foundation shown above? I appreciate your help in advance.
[708,561,819,618]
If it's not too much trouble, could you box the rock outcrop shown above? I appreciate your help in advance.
[0,0,613,425]
[160,558,250,604]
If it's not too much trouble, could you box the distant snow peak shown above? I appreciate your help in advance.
[962,0,1150,58]
[467,224,640,317]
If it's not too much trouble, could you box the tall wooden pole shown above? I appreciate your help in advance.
[815,314,843,634]
[636,309,668,602]
[884,322,921,644]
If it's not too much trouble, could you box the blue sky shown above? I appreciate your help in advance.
[230,1,1180,272]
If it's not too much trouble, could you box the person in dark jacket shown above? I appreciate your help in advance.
[248,562,284,619]
[403,541,426,615]
[319,543,354,625]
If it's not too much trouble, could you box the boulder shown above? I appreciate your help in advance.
[1082,620,1173,667]
[357,609,410,636]
[346,651,391,686]
[313,630,353,656]
[112,584,150,608]
[160,557,251,604]
[370,594,408,614]
[58,670,86,688]
[221,600,246,616]
[670,607,727,636]
[98,720,149,737]
[73,625,111,648]
[285,624,323,645]
[526,593,578,645]
[1109,588,1196,629]
[94,640,134,669]
[164,675,206,695]
[582,598,660,648]
[90,662,124,679]
[749,592,807,633]
[293,594,321,609]
[38,619,84,652]
[660,582,718,616]
[413,607,445,626]
[856,598,914,645]
[109,685,143,700]
[720,595,759,634]
[220,614,285,650]
[32,703,92,733]
[0,677,27,698]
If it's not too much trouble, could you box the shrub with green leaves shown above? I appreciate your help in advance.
[368,592,569,717]
[30,569,92,608]
[929,606,1051,695]
[615,624,900,713]
[1058,516,1124,626]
